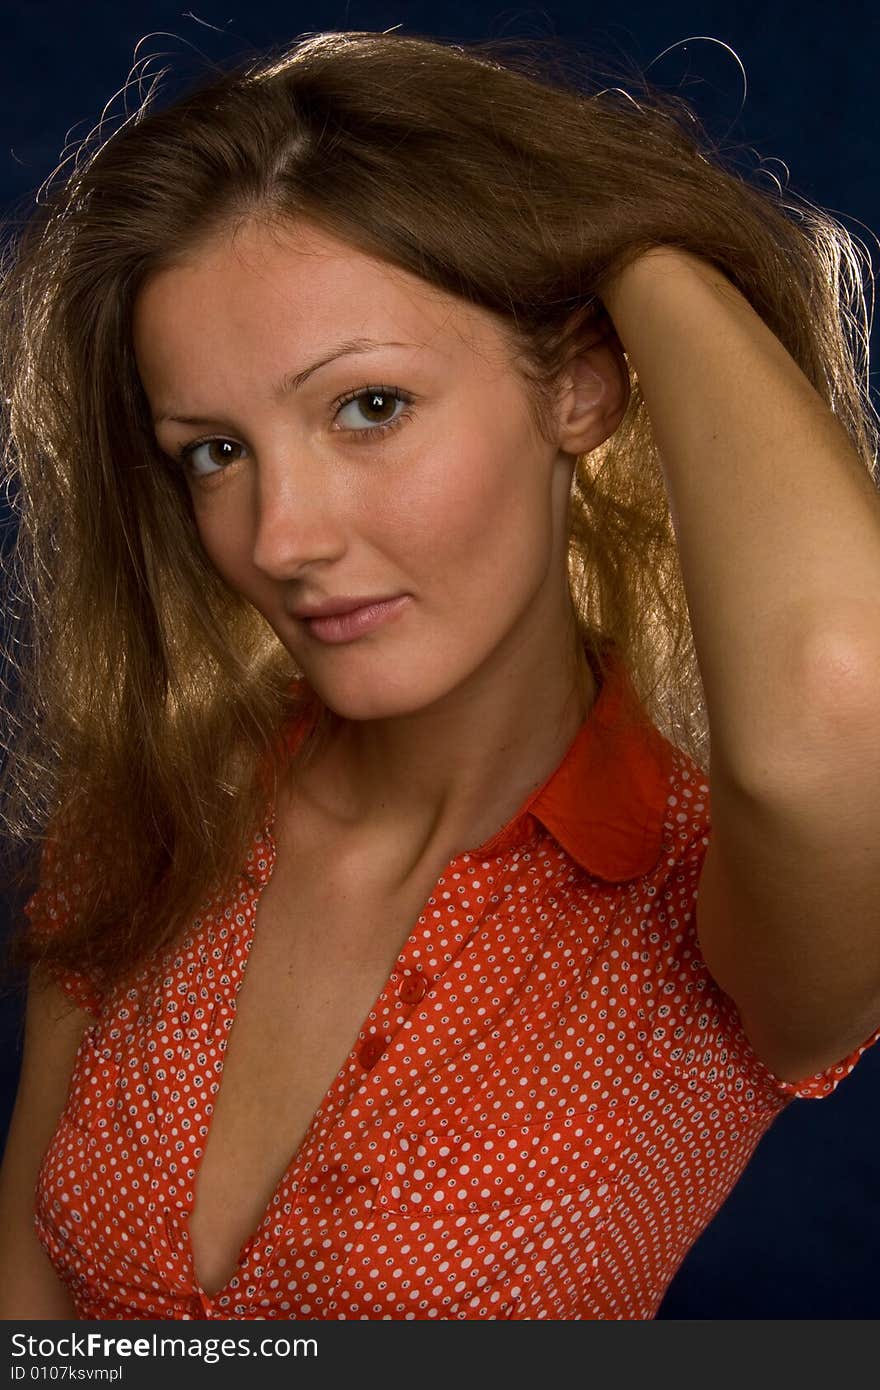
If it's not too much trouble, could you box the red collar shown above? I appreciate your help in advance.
[468,647,675,880]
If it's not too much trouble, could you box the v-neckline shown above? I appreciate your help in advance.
[174,819,321,1304]
[174,802,464,1310]
[170,667,589,1308]
[172,696,330,1307]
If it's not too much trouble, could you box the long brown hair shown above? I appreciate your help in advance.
[2,29,877,1009]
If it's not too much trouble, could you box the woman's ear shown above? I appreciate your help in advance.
[555,320,631,455]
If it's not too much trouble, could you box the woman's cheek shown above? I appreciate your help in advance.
[408,441,510,545]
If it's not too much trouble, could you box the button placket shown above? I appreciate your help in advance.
[344,863,563,1136]
[319,853,515,1148]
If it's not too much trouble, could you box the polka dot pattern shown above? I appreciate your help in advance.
[28,650,880,1319]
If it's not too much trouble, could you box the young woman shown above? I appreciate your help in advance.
[1,29,879,1321]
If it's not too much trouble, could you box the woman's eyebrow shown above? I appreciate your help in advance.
[273,337,413,398]
[152,338,413,427]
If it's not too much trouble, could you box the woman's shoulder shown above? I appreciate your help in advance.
[21,854,108,1020]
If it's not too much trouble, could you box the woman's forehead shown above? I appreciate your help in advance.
[133,222,516,389]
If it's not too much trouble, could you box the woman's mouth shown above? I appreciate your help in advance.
[301,594,412,644]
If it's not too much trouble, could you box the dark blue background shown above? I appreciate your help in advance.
[2,1,878,1320]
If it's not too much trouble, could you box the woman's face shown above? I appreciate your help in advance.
[133,218,591,720]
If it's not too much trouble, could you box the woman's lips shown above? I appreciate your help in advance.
[301,594,411,643]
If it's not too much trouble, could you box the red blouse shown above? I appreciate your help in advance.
[25,648,880,1320]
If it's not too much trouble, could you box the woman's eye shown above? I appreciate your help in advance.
[175,385,415,479]
[178,438,245,478]
[333,386,415,441]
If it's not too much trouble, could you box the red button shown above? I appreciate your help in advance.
[358,1033,386,1069]
[398,972,427,1005]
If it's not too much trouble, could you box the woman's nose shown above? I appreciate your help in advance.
[250,460,348,580]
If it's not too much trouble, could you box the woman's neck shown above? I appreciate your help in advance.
[280,626,598,885]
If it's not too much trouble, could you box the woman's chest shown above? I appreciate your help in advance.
[37,837,666,1317]
[184,844,448,1298]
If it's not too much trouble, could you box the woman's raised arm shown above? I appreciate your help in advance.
[598,245,880,1082]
